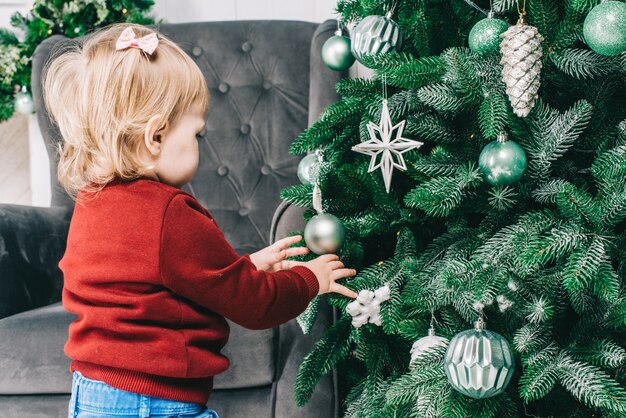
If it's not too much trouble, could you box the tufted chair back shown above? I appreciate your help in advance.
[165,21,317,255]
[35,21,338,256]
[25,20,344,417]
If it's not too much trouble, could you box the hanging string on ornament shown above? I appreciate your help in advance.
[352,76,423,193]
[500,0,543,118]
[461,0,490,16]
[321,19,355,71]
[304,150,346,255]
[410,311,449,364]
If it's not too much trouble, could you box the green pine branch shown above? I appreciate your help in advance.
[524,100,593,181]
[528,0,559,46]
[478,90,509,140]
[295,316,354,407]
[404,162,482,217]
[289,97,365,155]
[559,352,626,414]
[563,237,620,301]
[360,52,445,90]
[550,48,621,80]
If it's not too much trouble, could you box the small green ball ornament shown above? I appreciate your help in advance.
[297,154,320,185]
[583,1,626,56]
[478,132,527,186]
[322,30,355,71]
[304,213,345,255]
[469,15,509,55]
[444,319,515,399]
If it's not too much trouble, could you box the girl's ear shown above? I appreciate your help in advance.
[143,114,166,156]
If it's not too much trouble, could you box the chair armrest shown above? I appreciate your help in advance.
[269,200,307,244]
[308,19,346,127]
[0,204,71,319]
[268,19,346,417]
[269,201,339,418]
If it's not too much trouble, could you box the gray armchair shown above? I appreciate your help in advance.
[0,20,344,417]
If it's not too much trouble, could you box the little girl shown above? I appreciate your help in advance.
[44,23,357,418]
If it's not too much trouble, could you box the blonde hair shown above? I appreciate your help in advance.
[43,23,209,198]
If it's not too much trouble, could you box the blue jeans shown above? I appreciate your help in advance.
[68,372,219,417]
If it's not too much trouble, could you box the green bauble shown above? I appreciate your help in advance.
[444,320,515,399]
[583,1,626,56]
[322,32,355,71]
[297,154,319,185]
[468,16,508,55]
[304,213,345,255]
[478,133,527,186]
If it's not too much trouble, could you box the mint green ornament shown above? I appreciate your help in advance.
[469,14,509,55]
[322,30,355,71]
[297,154,319,185]
[478,132,527,186]
[14,86,34,115]
[304,213,345,255]
[583,1,626,56]
[444,318,515,399]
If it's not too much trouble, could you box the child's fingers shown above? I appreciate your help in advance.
[327,260,345,270]
[331,268,357,281]
[274,235,303,250]
[318,253,340,261]
[329,283,357,299]
[283,246,309,258]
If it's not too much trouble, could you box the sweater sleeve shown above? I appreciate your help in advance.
[159,193,319,330]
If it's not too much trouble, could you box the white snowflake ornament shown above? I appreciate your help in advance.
[346,284,391,328]
[352,100,423,193]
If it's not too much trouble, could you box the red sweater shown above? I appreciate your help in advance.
[60,179,318,404]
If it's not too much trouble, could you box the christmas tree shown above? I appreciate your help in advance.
[285,0,626,416]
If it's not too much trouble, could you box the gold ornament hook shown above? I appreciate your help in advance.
[516,0,527,24]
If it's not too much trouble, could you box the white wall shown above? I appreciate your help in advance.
[0,1,28,33]
[152,0,337,23]
[1,0,338,28]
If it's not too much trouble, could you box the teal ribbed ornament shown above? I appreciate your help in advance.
[583,1,626,56]
[297,154,319,185]
[322,30,355,71]
[444,319,515,399]
[351,12,402,65]
[478,132,527,186]
[469,15,509,55]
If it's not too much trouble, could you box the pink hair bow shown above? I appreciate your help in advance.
[115,27,158,55]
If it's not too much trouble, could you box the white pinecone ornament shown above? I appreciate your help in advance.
[500,17,544,117]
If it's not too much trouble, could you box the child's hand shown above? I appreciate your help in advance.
[250,235,310,272]
[303,254,357,298]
